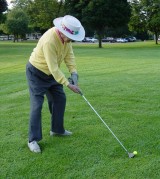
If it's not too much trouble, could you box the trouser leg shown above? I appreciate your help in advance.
[46,85,66,134]
[46,91,53,114]
[29,93,44,142]
[26,63,46,142]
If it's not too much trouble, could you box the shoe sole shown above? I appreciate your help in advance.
[50,131,72,136]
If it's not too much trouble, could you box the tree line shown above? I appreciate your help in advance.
[0,0,160,47]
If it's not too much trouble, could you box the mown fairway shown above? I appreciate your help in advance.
[0,41,160,178]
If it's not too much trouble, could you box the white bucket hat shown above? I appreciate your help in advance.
[53,15,85,41]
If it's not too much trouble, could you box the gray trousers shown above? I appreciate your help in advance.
[26,62,66,142]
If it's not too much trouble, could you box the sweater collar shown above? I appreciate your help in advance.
[55,28,64,44]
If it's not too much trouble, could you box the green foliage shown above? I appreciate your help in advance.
[0,0,8,23]
[65,0,86,20]
[129,0,160,44]
[0,12,6,24]
[0,0,8,13]
[9,0,65,32]
[0,41,160,178]
[84,0,131,28]
[27,0,64,31]
[147,1,160,41]
[11,0,31,9]
[106,25,132,38]
[4,9,29,41]
[65,0,131,48]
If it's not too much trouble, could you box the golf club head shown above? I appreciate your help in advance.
[128,153,135,158]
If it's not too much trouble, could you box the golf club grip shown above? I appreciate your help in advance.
[78,90,83,96]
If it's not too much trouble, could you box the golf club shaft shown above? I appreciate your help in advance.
[81,94,129,154]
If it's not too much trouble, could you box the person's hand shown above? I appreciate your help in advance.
[67,83,81,94]
[70,72,78,86]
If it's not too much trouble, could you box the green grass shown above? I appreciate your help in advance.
[0,41,160,179]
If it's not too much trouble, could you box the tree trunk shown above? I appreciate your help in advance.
[13,34,16,42]
[155,32,158,45]
[16,34,19,42]
[98,35,102,48]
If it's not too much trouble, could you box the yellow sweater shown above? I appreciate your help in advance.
[29,27,77,86]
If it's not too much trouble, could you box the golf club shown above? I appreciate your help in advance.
[78,90,135,158]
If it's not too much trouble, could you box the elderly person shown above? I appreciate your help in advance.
[26,15,85,153]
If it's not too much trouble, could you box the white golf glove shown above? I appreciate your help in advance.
[68,72,78,86]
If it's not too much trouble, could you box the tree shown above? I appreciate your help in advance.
[147,0,160,44]
[105,25,132,38]
[64,0,95,37]
[0,0,7,13]
[65,0,131,48]
[10,0,31,9]
[27,0,64,32]
[9,0,65,33]
[129,0,160,44]
[4,9,29,42]
[0,0,8,23]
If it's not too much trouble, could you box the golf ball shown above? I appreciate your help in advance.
[133,151,137,155]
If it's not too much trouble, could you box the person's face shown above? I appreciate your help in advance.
[60,32,72,43]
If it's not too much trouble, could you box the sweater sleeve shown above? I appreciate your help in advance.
[64,43,77,74]
[43,42,69,86]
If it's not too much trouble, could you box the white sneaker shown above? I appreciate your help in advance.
[28,141,41,153]
[50,130,72,136]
